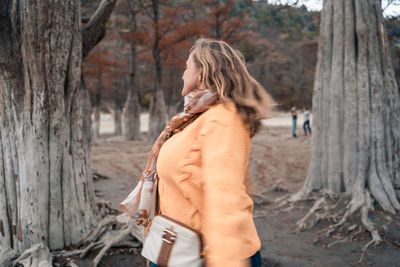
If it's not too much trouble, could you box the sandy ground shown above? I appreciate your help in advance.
[86,113,400,267]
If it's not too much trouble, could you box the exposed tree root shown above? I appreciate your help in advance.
[357,193,382,263]
[274,189,396,263]
[327,238,348,248]
[50,207,145,266]
[265,184,288,193]
[92,172,110,180]
[252,193,272,207]
[274,188,316,210]
[11,243,52,267]
[65,213,145,267]
[92,220,140,267]
[78,215,117,247]
[97,199,120,217]
[296,197,327,231]
[0,248,18,267]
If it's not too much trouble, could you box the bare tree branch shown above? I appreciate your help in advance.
[82,0,117,59]
[138,0,155,21]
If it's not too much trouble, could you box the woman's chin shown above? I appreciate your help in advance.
[182,87,200,97]
[181,88,190,96]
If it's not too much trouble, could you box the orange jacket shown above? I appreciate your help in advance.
[156,100,261,267]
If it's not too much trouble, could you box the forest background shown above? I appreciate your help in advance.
[1,0,400,266]
[82,0,400,135]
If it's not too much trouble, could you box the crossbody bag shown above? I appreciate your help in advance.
[141,214,203,267]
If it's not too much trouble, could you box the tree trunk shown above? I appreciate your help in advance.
[167,74,183,119]
[149,0,168,141]
[104,100,123,136]
[123,89,141,139]
[82,0,116,141]
[303,0,400,213]
[149,89,168,141]
[123,0,141,141]
[81,73,93,144]
[92,82,102,139]
[82,0,117,59]
[113,101,123,136]
[0,0,99,257]
[215,0,222,39]
[92,106,101,138]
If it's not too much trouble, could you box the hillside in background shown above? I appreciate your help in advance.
[81,0,400,112]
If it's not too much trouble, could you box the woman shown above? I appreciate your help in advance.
[120,38,274,266]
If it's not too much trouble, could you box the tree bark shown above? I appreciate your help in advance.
[80,0,116,143]
[81,73,93,145]
[0,0,100,256]
[113,100,123,136]
[149,0,168,141]
[304,0,400,213]
[104,100,123,136]
[92,106,101,138]
[82,0,117,59]
[123,86,141,140]
[92,78,102,139]
[123,0,142,141]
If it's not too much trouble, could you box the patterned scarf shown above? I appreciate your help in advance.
[119,89,218,225]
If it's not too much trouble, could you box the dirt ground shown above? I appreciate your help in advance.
[86,118,400,267]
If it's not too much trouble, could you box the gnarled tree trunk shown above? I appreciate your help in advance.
[123,86,141,139]
[303,0,400,213]
[106,100,123,136]
[114,103,123,136]
[81,73,93,145]
[123,0,141,140]
[149,0,168,141]
[81,0,116,143]
[92,105,101,138]
[0,0,116,263]
[0,0,99,256]
[92,79,102,139]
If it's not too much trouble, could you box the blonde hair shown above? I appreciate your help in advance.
[190,38,274,137]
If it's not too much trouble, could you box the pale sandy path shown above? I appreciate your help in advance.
[98,111,312,134]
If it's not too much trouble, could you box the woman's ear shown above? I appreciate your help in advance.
[196,73,204,90]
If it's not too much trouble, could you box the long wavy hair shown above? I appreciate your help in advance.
[190,38,275,137]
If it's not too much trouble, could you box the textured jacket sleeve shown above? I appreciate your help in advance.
[199,114,258,267]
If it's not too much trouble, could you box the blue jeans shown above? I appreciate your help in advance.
[303,120,311,135]
[150,250,262,267]
[292,117,297,137]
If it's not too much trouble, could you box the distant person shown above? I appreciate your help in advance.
[303,107,311,136]
[120,38,274,266]
[290,106,297,138]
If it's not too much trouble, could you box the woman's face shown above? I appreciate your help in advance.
[182,52,202,96]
